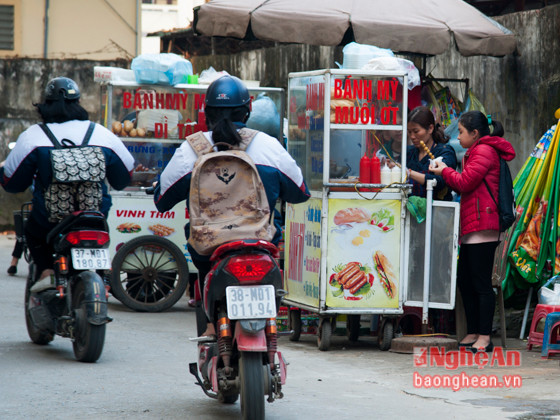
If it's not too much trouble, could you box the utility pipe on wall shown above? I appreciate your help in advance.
[43,0,50,58]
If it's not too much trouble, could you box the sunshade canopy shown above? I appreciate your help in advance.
[194,0,517,57]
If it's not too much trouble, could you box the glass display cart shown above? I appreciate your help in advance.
[97,80,285,311]
[283,69,459,350]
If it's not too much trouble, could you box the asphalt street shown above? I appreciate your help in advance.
[0,234,559,420]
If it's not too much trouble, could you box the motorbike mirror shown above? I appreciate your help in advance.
[276,289,288,297]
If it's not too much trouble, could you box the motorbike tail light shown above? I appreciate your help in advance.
[224,255,275,283]
[65,230,110,246]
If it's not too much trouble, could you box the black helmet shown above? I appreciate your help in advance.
[205,75,251,108]
[44,77,81,101]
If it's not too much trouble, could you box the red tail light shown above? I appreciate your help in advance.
[224,255,275,283]
[64,230,110,246]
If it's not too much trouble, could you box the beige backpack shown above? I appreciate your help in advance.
[186,128,275,256]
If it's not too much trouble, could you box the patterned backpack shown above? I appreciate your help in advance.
[39,123,106,223]
[186,128,275,256]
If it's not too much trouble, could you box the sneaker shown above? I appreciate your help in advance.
[7,265,17,275]
[30,275,56,293]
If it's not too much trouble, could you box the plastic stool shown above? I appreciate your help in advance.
[527,304,560,350]
[541,312,560,359]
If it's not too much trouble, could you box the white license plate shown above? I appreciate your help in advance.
[71,248,111,270]
[226,285,276,320]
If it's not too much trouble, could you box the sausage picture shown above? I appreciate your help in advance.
[350,278,368,295]
[339,265,360,285]
[344,271,365,290]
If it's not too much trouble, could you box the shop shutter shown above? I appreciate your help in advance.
[0,5,14,50]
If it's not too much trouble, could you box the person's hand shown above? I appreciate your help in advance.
[429,160,448,175]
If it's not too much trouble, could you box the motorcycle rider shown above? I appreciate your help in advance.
[0,77,134,291]
[154,75,310,337]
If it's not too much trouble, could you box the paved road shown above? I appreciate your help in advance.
[0,234,559,419]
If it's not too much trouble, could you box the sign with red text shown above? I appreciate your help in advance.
[107,196,195,270]
[284,199,322,308]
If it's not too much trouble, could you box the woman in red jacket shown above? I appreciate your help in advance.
[430,111,515,353]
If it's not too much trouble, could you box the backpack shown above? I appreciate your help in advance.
[39,123,106,223]
[186,128,275,256]
[483,157,515,233]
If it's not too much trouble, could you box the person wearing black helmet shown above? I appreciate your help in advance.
[0,77,134,290]
[154,75,310,337]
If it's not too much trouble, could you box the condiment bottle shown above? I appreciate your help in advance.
[359,154,372,185]
[380,162,391,185]
[370,154,381,186]
[391,166,402,184]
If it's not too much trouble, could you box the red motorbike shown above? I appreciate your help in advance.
[189,239,287,420]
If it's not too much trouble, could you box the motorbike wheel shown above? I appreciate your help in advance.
[110,236,189,312]
[288,309,301,342]
[239,352,265,420]
[72,280,106,362]
[24,264,54,345]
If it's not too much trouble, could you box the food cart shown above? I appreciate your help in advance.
[96,79,285,312]
[283,69,460,350]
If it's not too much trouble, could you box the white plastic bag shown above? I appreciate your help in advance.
[341,42,394,70]
[198,66,229,85]
[362,56,421,90]
[131,53,193,85]
[538,276,560,305]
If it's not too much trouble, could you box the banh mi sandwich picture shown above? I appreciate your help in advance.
[329,262,374,300]
[374,251,396,299]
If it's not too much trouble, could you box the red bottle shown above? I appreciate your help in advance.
[370,153,381,185]
[359,154,372,185]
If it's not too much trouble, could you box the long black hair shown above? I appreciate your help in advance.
[458,110,504,138]
[34,99,89,124]
[408,106,449,144]
[205,105,251,151]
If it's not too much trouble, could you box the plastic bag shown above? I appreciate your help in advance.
[463,88,487,115]
[406,196,426,223]
[131,53,193,86]
[362,56,421,90]
[340,42,394,70]
[246,93,281,139]
[538,275,560,305]
[198,66,229,85]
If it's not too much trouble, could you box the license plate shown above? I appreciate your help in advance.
[226,285,276,320]
[71,248,111,270]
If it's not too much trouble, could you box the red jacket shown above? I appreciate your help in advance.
[442,135,516,237]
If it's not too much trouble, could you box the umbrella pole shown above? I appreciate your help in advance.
[520,287,533,339]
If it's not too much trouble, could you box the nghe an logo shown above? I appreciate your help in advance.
[217,93,230,100]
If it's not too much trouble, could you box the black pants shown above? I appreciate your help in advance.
[24,215,57,279]
[189,244,213,323]
[457,241,499,336]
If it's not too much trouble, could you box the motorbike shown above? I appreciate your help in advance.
[24,205,112,363]
[189,239,287,420]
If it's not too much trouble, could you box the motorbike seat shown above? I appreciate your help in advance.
[210,239,279,261]
[46,210,107,246]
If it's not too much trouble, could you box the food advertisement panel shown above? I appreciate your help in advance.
[284,199,322,308]
[107,196,195,270]
[326,199,400,308]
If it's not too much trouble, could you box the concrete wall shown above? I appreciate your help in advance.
[426,6,560,176]
[190,5,560,177]
[0,58,129,228]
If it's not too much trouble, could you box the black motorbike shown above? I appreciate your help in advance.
[24,205,112,362]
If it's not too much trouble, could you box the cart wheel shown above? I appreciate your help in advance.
[346,314,361,342]
[378,318,394,351]
[317,318,332,351]
[289,309,301,342]
[110,235,189,312]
